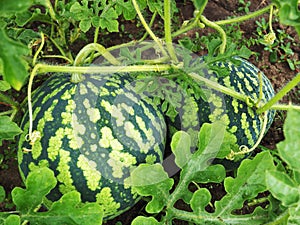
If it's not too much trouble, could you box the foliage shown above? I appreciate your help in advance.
[129,123,278,224]
[265,110,300,224]
[0,167,103,225]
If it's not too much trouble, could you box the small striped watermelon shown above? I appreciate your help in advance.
[167,57,276,159]
[18,73,166,219]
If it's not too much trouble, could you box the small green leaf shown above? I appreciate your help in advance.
[238,45,253,59]
[277,110,300,172]
[266,170,299,207]
[115,0,136,20]
[12,167,57,214]
[79,19,92,33]
[0,0,33,16]
[0,29,29,90]
[190,188,211,214]
[131,216,160,225]
[192,164,226,184]
[4,215,21,225]
[171,131,192,169]
[100,8,119,32]
[128,164,174,213]
[0,116,23,146]
[0,80,11,91]
[0,185,5,202]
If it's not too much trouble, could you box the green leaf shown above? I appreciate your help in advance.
[131,216,160,225]
[12,167,57,213]
[127,163,174,213]
[197,122,229,158]
[190,188,211,214]
[35,191,103,225]
[0,185,5,202]
[266,170,299,207]
[0,116,23,146]
[0,80,11,92]
[171,131,192,169]
[272,0,300,36]
[0,29,29,90]
[80,19,92,33]
[192,164,226,184]
[198,123,237,158]
[214,151,276,217]
[238,45,253,59]
[193,0,208,12]
[277,110,300,172]
[147,0,163,18]
[288,206,300,224]
[0,0,33,16]
[100,8,119,32]
[115,0,136,20]
[4,215,20,225]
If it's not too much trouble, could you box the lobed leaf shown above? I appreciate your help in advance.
[115,0,136,20]
[127,163,174,213]
[266,170,299,207]
[214,151,276,218]
[99,8,119,32]
[12,167,57,214]
[31,191,103,225]
[0,116,23,146]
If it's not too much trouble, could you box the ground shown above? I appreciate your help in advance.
[0,0,299,224]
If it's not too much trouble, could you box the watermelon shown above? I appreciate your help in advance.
[167,57,276,160]
[18,73,166,219]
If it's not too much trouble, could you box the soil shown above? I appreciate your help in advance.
[0,0,299,224]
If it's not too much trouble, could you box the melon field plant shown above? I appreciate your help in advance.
[0,0,300,224]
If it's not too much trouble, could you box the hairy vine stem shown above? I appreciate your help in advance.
[215,4,273,25]
[200,15,227,54]
[132,0,168,57]
[257,72,300,114]
[164,0,178,62]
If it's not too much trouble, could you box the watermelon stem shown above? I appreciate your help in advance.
[132,0,169,58]
[257,72,300,114]
[215,4,273,26]
[188,72,256,106]
[73,43,121,66]
[200,16,227,54]
[164,0,178,63]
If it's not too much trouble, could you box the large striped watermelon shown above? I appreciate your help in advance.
[18,73,166,219]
